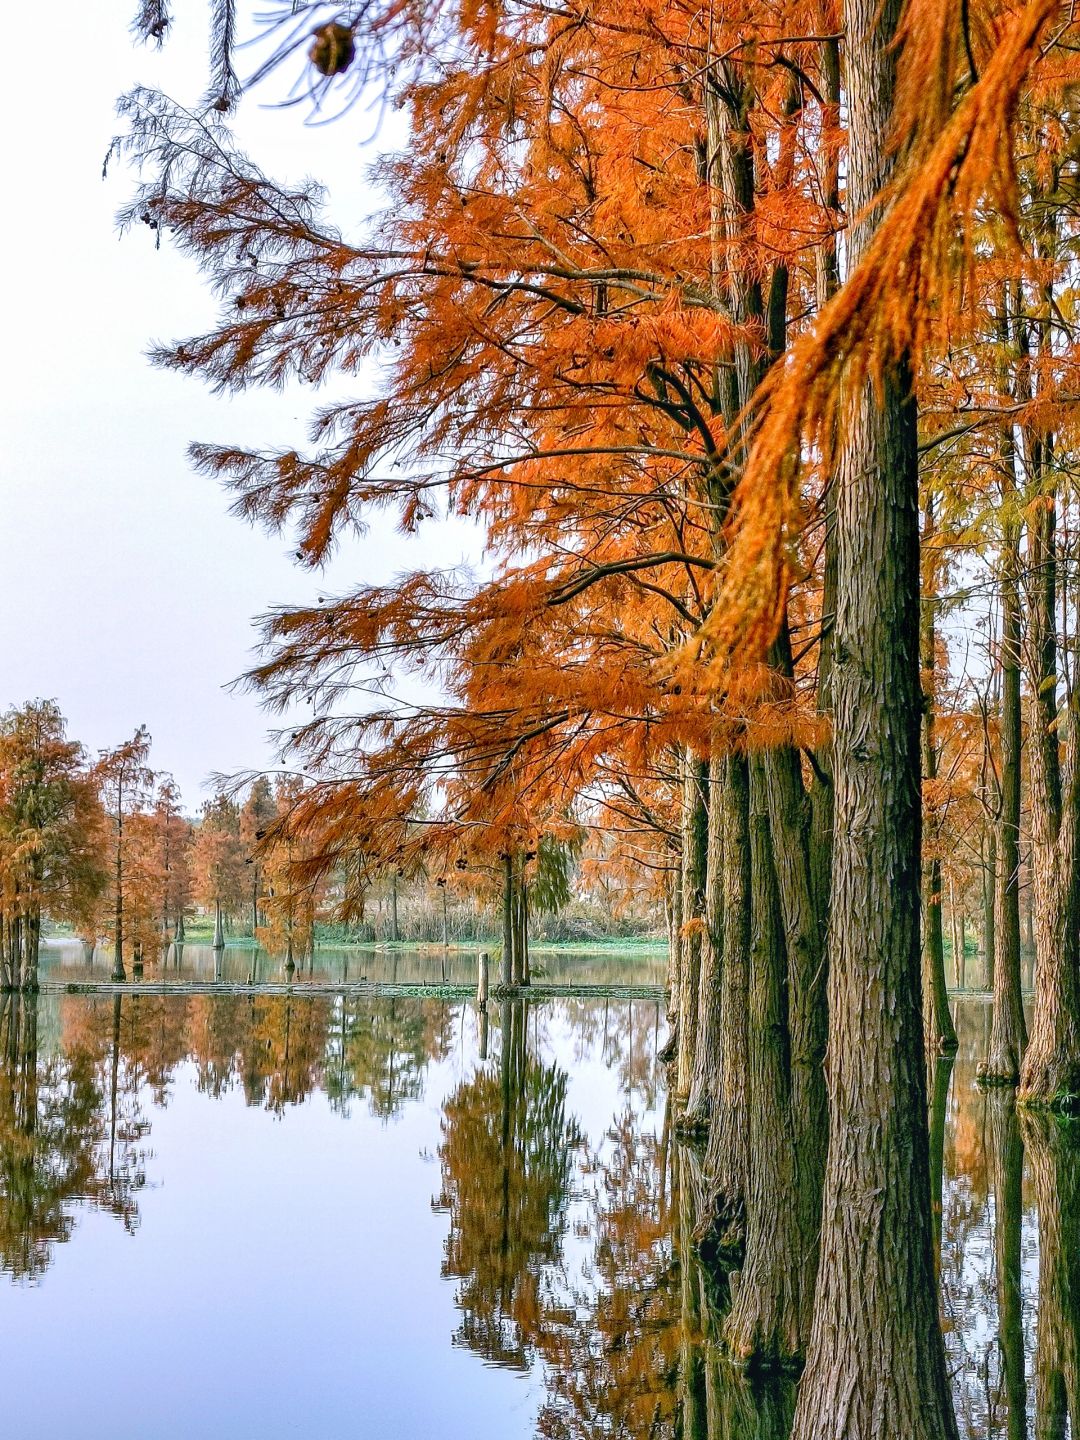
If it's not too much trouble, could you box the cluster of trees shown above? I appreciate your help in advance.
[0,701,346,987]
[0,700,650,990]
[106,0,1080,1432]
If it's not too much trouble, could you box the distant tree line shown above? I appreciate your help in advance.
[0,700,660,990]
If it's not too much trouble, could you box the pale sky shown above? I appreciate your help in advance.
[0,2,479,806]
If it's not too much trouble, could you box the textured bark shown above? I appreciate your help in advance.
[1019,489,1080,1108]
[983,829,997,990]
[677,754,710,1103]
[696,752,750,1261]
[789,1,958,1433]
[723,757,803,1367]
[686,759,725,1128]
[988,1091,1028,1440]
[763,644,827,1339]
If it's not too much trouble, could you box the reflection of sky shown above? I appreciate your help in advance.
[0,982,665,1440]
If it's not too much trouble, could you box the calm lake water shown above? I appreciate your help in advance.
[0,945,1073,1439]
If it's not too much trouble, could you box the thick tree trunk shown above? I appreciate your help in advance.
[790,2,958,1432]
[722,756,803,1367]
[696,751,750,1262]
[763,650,827,1339]
[1019,490,1080,1107]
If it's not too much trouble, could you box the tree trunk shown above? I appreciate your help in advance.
[389,870,400,943]
[213,897,225,950]
[983,510,1027,1081]
[501,853,514,989]
[984,835,1002,990]
[722,755,803,1367]
[112,806,125,982]
[789,1,958,1431]
[922,493,958,1053]
[763,646,827,1341]
[676,753,709,1105]
[685,758,723,1129]
[1019,485,1080,1107]
[696,751,750,1262]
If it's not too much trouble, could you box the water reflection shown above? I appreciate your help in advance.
[0,990,1077,1440]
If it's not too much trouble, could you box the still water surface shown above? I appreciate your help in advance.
[0,946,1073,1439]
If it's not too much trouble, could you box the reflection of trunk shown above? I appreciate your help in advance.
[922,494,957,1053]
[676,1148,707,1440]
[1022,1112,1080,1440]
[109,993,122,1187]
[927,1056,953,1271]
[988,1091,1028,1440]
[723,757,802,1364]
[789,1,958,1432]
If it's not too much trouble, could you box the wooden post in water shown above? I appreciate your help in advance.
[477,950,490,1010]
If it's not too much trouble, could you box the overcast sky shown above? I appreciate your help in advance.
[0,2,478,806]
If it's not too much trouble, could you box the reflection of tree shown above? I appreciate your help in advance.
[434,1001,580,1368]
[325,997,451,1120]
[537,1106,679,1439]
[988,1091,1028,1440]
[0,993,146,1281]
[672,1143,795,1440]
[1023,1113,1080,1440]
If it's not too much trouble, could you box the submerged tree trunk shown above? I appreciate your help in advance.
[789,2,958,1432]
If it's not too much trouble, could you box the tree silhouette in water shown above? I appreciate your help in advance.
[434,1002,581,1368]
